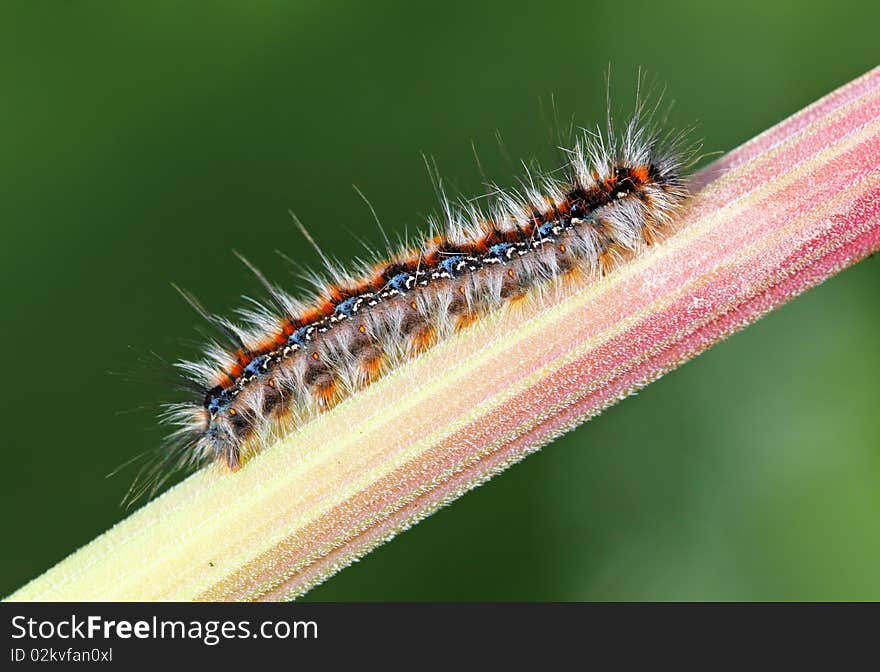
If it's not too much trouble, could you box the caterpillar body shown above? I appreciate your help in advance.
[139,107,694,502]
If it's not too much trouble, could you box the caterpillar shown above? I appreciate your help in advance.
[132,99,695,503]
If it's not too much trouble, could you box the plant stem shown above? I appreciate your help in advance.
[9,66,880,602]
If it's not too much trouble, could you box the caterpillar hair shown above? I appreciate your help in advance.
[127,90,698,504]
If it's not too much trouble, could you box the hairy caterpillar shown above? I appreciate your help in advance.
[132,98,695,503]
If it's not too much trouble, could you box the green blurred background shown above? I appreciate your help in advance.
[2,1,878,600]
